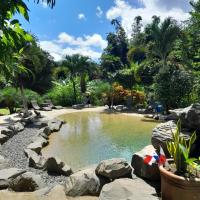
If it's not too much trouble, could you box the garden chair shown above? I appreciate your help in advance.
[31,100,52,111]
[45,99,63,109]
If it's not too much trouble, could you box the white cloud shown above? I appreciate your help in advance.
[78,13,86,20]
[39,33,107,61]
[96,6,103,18]
[106,0,191,37]
[58,32,107,50]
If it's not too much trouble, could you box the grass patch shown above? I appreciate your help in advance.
[0,108,10,116]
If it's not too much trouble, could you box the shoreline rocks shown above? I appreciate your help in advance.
[95,158,132,180]
[132,145,160,181]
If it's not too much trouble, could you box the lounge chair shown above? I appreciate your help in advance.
[31,100,52,111]
[45,99,63,109]
[72,97,90,109]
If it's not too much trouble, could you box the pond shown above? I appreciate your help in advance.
[42,111,158,170]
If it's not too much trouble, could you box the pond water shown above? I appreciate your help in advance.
[42,112,158,170]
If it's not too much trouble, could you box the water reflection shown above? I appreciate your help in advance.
[42,112,158,170]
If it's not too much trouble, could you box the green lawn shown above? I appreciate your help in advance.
[0,108,10,115]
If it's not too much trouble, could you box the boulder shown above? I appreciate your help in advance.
[151,120,192,156]
[48,119,64,132]
[0,126,14,137]
[24,149,47,169]
[65,167,108,196]
[37,127,51,139]
[0,134,9,144]
[131,145,160,181]
[32,136,49,147]
[8,122,24,132]
[9,172,45,192]
[27,142,42,154]
[95,158,132,180]
[46,157,72,176]
[170,103,200,132]
[99,178,159,200]
[0,168,25,189]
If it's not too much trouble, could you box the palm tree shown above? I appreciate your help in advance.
[146,17,180,68]
[61,54,91,103]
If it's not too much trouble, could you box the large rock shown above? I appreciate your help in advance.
[24,149,47,169]
[8,122,24,132]
[0,168,25,189]
[99,178,159,200]
[9,172,45,192]
[36,127,51,139]
[151,120,192,156]
[170,103,200,131]
[48,119,64,132]
[0,126,14,137]
[46,157,72,176]
[65,167,108,196]
[131,145,160,181]
[27,137,48,154]
[0,134,9,144]
[95,158,132,180]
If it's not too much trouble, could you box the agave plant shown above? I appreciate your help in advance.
[166,120,197,175]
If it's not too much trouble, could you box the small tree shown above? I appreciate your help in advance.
[154,64,193,112]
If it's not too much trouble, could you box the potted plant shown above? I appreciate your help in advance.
[159,120,200,200]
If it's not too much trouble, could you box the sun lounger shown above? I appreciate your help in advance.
[45,99,63,109]
[31,100,52,111]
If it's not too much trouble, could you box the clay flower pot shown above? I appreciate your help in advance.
[159,165,200,200]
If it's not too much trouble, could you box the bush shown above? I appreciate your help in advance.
[0,87,21,113]
[87,80,111,105]
[154,64,193,112]
[45,80,82,106]
[0,87,41,113]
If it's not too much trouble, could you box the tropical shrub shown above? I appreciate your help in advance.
[45,80,82,106]
[0,87,41,113]
[87,80,111,105]
[154,64,193,112]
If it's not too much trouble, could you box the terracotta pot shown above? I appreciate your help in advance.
[159,165,200,200]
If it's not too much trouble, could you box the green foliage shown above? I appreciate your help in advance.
[154,64,193,111]
[45,80,82,106]
[0,87,20,113]
[87,80,111,105]
[127,46,146,64]
[0,87,40,113]
[167,120,197,175]
[135,60,160,85]
[101,54,123,73]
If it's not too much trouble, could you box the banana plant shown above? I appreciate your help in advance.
[166,120,197,175]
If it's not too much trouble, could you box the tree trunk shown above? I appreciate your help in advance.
[71,77,77,104]
[80,73,86,93]
[19,77,29,117]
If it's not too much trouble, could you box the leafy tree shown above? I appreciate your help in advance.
[145,17,180,68]
[101,19,129,70]
[61,54,92,103]
[154,64,193,112]
[127,46,146,64]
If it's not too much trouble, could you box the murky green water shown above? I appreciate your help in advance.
[42,112,158,170]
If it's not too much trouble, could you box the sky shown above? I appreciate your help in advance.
[20,0,194,61]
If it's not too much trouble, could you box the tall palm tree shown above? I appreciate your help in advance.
[62,54,91,103]
[147,17,180,68]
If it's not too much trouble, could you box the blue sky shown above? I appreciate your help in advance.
[20,0,193,61]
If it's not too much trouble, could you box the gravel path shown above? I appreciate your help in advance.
[0,125,67,187]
